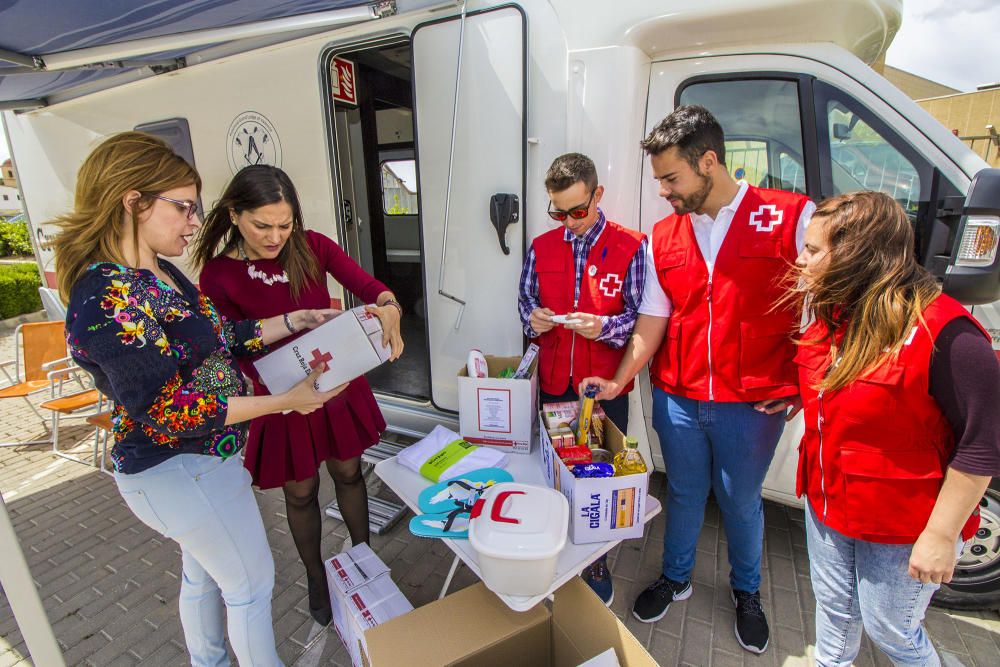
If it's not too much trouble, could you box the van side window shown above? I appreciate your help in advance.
[380,160,419,215]
[822,94,921,218]
[679,79,807,195]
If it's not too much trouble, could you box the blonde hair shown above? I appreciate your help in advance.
[51,132,201,303]
[793,191,940,392]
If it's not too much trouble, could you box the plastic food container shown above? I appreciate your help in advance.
[468,482,569,597]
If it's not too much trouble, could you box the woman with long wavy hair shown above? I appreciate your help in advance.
[789,191,999,666]
[191,165,403,627]
[56,132,346,666]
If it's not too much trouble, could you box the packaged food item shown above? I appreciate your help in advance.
[589,415,605,449]
[590,448,613,464]
[541,401,606,431]
[546,426,574,449]
[511,343,539,379]
[466,349,488,378]
[557,445,592,466]
[613,436,648,476]
[570,462,615,478]
[573,385,599,447]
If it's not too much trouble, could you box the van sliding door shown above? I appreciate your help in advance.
[412,7,526,411]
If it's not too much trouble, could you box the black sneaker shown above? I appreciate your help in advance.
[582,559,614,607]
[731,589,769,653]
[632,576,692,623]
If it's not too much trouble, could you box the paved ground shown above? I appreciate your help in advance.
[1,328,999,666]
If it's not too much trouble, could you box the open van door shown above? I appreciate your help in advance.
[411,7,526,411]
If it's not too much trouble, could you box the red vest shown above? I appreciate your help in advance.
[650,185,809,401]
[794,294,988,544]
[534,220,645,396]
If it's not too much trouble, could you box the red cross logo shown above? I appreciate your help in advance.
[749,204,783,232]
[309,348,333,369]
[599,273,623,298]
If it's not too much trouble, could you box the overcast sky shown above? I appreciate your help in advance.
[1,1,996,165]
[885,0,1000,92]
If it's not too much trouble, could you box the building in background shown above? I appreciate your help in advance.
[883,67,1000,167]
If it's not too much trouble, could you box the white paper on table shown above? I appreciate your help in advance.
[253,305,391,395]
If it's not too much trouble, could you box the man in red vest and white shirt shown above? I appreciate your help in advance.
[583,106,814,653]
[518,152,647,606]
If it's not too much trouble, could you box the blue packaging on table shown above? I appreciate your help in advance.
[570,462,615,478]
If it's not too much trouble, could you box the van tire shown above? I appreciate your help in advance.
[931,484,1000,610]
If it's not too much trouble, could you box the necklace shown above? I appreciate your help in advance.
[237,240,289,286]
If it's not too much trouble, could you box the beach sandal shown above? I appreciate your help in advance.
[408,507,472,539]
[417,467,513,515]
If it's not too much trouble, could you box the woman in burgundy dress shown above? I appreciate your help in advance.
[192,165,403,625]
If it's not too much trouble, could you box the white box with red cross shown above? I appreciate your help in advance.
[252,305,392,395]
[457,354,538,455]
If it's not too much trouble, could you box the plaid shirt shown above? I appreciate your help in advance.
[518,211,646,349]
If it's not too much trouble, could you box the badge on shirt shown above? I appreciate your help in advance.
[599,273,623,298]
[749,204,783,232]
[588,264,598,277]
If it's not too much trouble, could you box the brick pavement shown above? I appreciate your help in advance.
[1,329,998,666]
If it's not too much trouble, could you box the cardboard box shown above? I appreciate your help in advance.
[457,354,538,455]
[540,416,649,544]
[253,306,391,394]
[365,577,657,667]
[325,543,413,667]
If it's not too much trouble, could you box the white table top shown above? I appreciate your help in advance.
[374,441,661,612]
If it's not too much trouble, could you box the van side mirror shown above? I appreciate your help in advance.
[832,123,852,141]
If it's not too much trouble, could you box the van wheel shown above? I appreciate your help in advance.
[932,486,1000,610]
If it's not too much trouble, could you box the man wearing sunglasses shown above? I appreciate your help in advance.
[517,153,647,606]
[582,106,815,654]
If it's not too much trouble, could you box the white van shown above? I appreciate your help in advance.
[4,0,998,608]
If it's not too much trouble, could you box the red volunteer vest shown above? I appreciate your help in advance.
[650,185,809,401]
[534,220,645,396]
[794,294,988,544]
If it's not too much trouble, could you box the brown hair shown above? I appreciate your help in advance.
[544,153,598,193]
[51,132,201,303]
[640,105,726,169]
[793,191,940,391]
[190,165,319,299]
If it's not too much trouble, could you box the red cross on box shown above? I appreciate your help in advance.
[309,348,333,369]
[599,273,623,298]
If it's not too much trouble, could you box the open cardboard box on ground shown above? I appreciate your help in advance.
[540,412,650,544]
[365,576,657,666]
[457,354,538,455]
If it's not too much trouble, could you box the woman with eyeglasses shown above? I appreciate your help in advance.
[192,165,403,627]
[56,132,346,667]
[789,191,1000,667]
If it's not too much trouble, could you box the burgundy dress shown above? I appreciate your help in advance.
[199,230,388,489]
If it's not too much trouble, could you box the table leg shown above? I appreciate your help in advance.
[439,554,462,599]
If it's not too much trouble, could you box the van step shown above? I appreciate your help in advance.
[325,495,408,535]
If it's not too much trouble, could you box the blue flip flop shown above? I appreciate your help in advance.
[408,508,472,539]
[417,467,514,515]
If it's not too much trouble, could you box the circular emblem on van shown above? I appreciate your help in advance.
[227,111,282,174]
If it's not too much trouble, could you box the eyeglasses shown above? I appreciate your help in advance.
[144,193,199,220]
[547,191,595,222]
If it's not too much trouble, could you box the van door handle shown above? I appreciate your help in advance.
[489,193,519,255]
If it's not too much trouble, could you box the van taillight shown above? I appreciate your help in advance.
[955,216,999,267]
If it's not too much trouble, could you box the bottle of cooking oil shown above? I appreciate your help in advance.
[613,437,647,476]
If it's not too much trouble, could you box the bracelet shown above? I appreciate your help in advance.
[380,298,403,316]
[283,313,297,333]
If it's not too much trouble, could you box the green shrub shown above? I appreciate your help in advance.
[0,221,34,257]
[0,263,42,319]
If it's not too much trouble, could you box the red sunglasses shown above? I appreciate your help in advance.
[547,191,595,222]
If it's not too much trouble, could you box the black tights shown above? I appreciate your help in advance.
[282,456,369,604]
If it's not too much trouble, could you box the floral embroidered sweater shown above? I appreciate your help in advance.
[65,262,265,474]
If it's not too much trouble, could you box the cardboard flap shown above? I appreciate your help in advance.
[551,578,658,667]
[365,583,549,667]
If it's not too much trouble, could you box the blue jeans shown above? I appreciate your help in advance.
[652,389,784,592]
[805,504,957,667]
[115,454,283,667]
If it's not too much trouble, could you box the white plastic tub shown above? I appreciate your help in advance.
[468,482,569,597]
